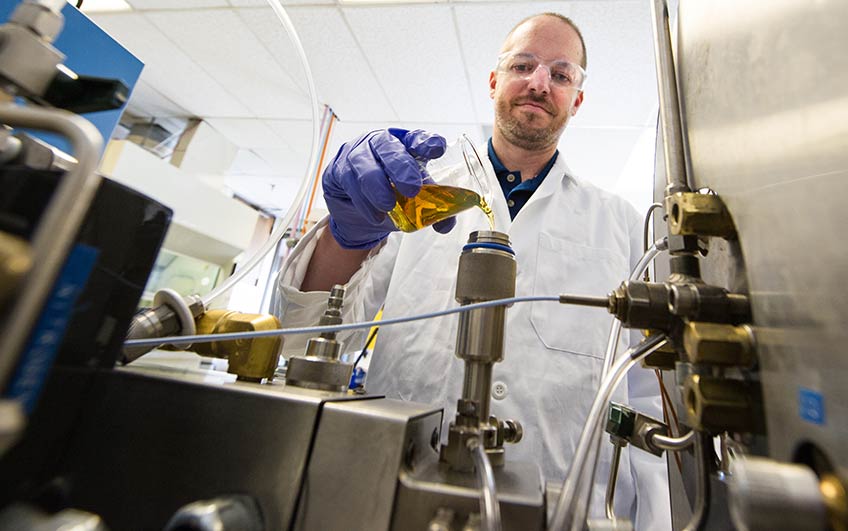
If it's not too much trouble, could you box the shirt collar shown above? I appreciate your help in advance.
[487,138,559,188]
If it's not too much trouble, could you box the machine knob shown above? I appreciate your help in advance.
[164,496,262,531]
[728,457,827,531]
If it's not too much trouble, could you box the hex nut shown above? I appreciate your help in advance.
[684,374,764,434]
[684,322,755,366]
[12,3,63,41]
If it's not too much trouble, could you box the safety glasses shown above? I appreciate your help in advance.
[496,51,586,91]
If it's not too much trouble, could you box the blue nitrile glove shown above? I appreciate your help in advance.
[322,128,457,250]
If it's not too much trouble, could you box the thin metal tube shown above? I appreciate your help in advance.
[550,334,668,531]
[601,238,667,379]
[604,441,624,519]
[0,104,103,388]
[650,0,691,195]
[651,429,696,451]
[468,437,502,531]
[558,294,609,307]
[682,432,711,531]
[123,294,562,348]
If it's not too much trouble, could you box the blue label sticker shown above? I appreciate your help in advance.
[6,244,99,413]
[799,388,825,425]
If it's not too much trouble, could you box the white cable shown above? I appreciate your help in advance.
[123,295,562,348]
[202,0,322,306]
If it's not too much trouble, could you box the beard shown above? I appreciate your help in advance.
[495,93,570,151]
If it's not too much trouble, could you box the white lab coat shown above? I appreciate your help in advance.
[274,155,671,530]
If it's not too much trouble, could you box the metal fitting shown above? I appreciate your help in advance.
[668,283,751,324]
[665,192,737,239]
[683,374,765,434]
[683,322,756,367]
[605,402,668,457]
[11,2,63,42]
[608,281,674,331]
[820,473,848,531]
[0,232,32,305]
[455,231,516,303]
[190,310,282,382]
[285,286,352,392]
[499,419,523,444]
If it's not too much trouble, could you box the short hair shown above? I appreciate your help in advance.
[503,13,587,70]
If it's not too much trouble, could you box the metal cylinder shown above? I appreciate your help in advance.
[728,457,827,531]
[454,231,515,415]
[462,361,493,421]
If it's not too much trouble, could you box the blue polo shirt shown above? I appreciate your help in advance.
[487,138,559,220]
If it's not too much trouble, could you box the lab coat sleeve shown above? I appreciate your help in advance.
[623,206,672,531]
[272,216,401,359]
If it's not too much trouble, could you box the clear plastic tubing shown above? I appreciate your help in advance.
[202,0,322,306]
[549,333,669,531]
[600,237,667,379]
[468,437,502,531]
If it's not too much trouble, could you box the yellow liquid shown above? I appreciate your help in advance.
[388,183,495,233]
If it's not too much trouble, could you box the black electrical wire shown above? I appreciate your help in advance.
[353,325,380,370]
[76,0,84,7]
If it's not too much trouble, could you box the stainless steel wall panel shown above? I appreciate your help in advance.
[677,0,848,468]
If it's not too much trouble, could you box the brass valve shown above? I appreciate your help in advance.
[190,309,282,382]
[665,192,737,239]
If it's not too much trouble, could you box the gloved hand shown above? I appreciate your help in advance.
[322,128,456,250]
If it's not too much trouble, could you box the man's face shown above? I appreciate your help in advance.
[489,16,585,151]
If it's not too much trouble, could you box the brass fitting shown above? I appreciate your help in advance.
[665,192,737,239]
[683,374,765,434]
[0,232,32,305]
[683,322,755,367]
[190,309,282,382]
[821,474,848,531]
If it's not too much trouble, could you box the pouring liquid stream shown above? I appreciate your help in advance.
[389,184,495,232]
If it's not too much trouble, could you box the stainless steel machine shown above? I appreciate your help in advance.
[2,0,848,529]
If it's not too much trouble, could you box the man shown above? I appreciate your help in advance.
[275,13,670,528]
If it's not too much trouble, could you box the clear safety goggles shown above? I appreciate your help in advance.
[496,51,587,91]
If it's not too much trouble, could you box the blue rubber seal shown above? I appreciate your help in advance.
[462,242,515,255]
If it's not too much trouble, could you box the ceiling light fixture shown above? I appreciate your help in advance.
[70,0,133,13]
[338,0,445,5]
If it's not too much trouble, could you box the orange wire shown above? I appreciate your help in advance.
[301,112,336,235]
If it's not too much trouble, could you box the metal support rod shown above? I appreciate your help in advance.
[0,104,103,390]
[650,0,691,195]
[558,294,610,308]
[651,429,696,451]
[604,440,626,519]
[463,361,493,422]
[683,432,712,531]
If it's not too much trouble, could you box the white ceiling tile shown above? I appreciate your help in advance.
[144,9,311,119]
[92,0,660,213]
[233,7,311,97]
[342,5,475,124]
[224,174,303,214]
[568,0,658,128]
[91,12,252,117]
[206,118,284,148]
[126,0,228,9]
[125,78,190,118]
[279,6,398,123]
[228,0,268,6]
